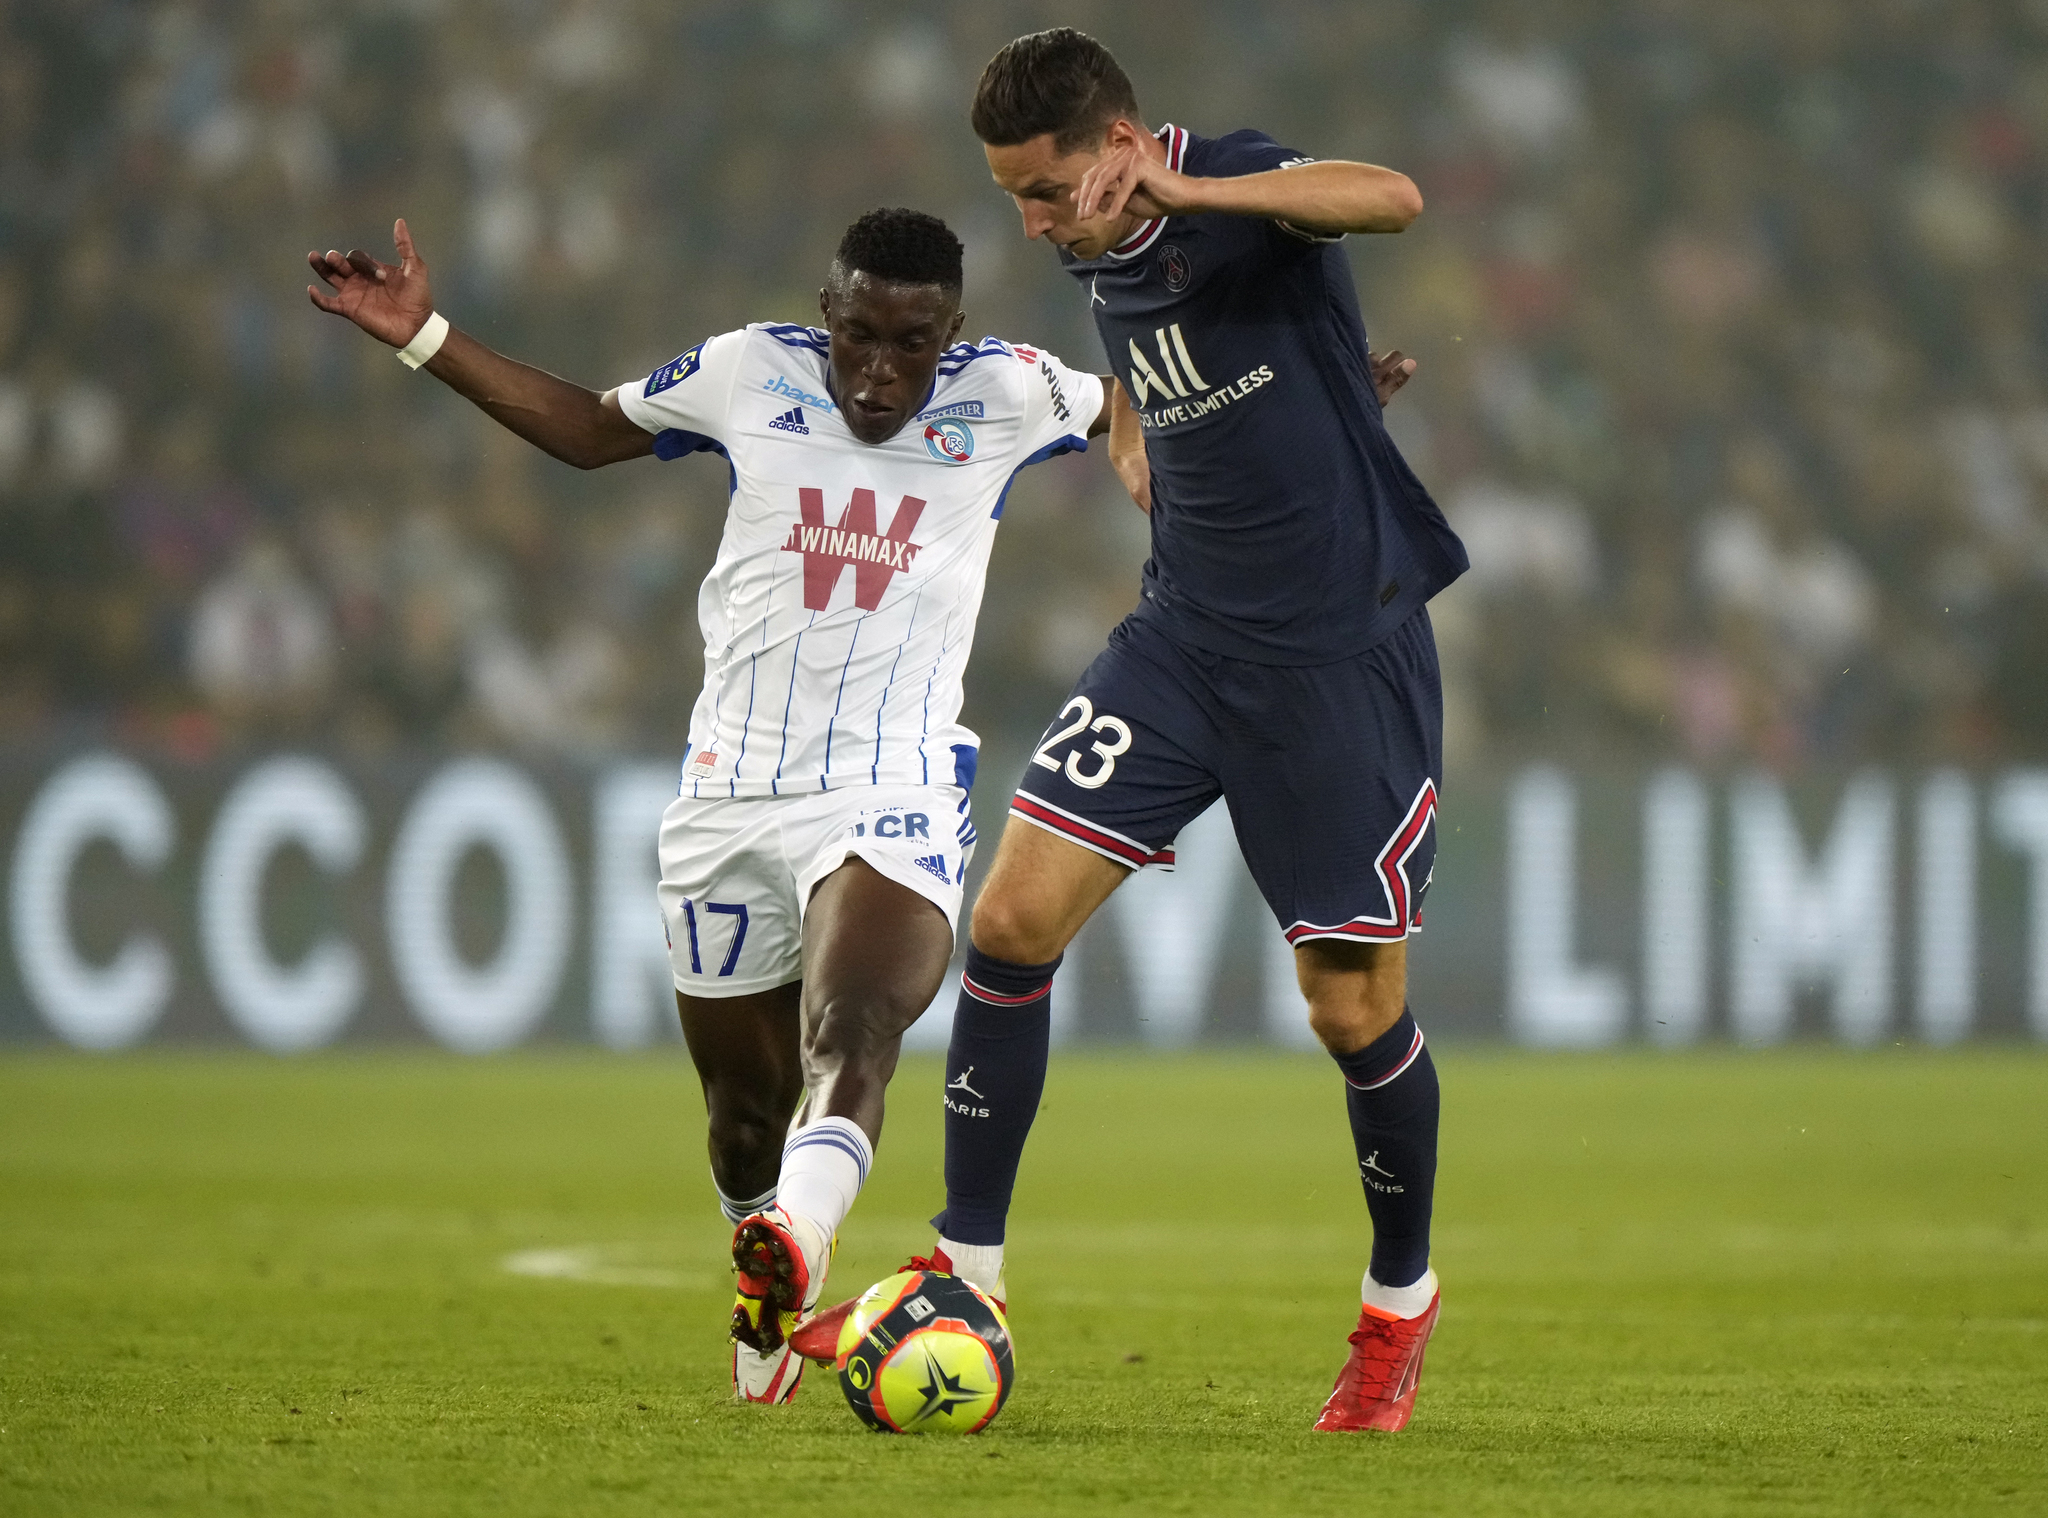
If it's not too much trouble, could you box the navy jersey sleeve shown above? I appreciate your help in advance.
[1191,130,1346,250]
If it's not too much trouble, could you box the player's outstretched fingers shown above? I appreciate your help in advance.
[1078,147,1137,222]
[1370,348,1417,406]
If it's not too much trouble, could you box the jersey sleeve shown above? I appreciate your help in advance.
[615,328,746,449]
[1014,344,1105,460]
[1202,129,1345,247]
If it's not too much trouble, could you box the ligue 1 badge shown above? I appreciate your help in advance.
[1159,243,1191,292]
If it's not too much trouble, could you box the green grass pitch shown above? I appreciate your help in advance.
[2,1047,2043,1515]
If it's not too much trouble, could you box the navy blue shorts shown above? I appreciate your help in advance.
[1010,610,1442,944]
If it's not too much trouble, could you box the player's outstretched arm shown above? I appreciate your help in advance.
[306,220,653,470]
[1078,149,1422,238]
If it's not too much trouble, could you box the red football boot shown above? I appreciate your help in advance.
[1313,1288,1440,1432]
[729,1207,822,1356]
[789,1245,1006,1363]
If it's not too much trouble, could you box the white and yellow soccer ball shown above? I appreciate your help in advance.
[834,1269,1014,1434]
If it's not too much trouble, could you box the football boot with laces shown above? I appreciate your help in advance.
[788,1244,1006,1363]
[1313,1285,1440,1432]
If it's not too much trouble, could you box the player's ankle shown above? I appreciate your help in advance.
[772,1205,831,1275]
[1362,1265,1436,1320]
[937,1235,1005,1295]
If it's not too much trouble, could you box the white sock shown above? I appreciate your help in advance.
[938,1236,1005,1296]
[775,1116,872,1243]
[1362,1265,1437,1320]
[714,1176,778,1226]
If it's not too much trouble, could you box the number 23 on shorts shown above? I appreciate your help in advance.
[1030,697,1132,790]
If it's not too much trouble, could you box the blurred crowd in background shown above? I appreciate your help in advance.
[2,0,2045,770]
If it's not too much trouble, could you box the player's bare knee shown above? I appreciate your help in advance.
[968,886,1064,965]
[1305,995,1386,1055]
[1299,942,1408,1054]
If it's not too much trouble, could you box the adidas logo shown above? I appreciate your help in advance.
[913,853,950,883]
[769,406,808,434]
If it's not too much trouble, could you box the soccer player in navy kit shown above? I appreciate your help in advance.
[798,32,1462,1430]
[867,29,1460,1433]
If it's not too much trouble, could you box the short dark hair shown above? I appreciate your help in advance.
[971,28,1141,153]
[831,208,964,294]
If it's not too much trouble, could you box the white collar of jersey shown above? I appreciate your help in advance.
[1103,125,1189,262]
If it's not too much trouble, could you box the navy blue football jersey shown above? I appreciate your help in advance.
[1061,125,1469,664]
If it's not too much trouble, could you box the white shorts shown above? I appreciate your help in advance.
[657,784,974,998]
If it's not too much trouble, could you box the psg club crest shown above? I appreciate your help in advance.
[924,418,975,463]
[1158,244,1191,292]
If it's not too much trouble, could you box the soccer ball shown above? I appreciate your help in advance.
[833,1269,1014,1433]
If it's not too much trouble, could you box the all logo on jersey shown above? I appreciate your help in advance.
[769,406,809,434]
[645,343,703,396]
[1126,323,1277,423]
[1126,324,1209,406]
[924,418,974,463]
[780,488,926,610]
[1158,243,1191,292]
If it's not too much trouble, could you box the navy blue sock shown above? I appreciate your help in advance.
[929,946,1059,1247]
[1330,1009,1439,1288]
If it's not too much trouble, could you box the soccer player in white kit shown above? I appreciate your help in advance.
[308,208,1116,1404]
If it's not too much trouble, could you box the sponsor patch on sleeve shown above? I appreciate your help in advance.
[645,343,704,397]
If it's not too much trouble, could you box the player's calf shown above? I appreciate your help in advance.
[704,1093,796,1216]
[931,943,1059,1257]
[1327,1006,1439,1296]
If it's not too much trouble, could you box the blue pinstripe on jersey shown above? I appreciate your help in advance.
[771,609,822,792]
[869,584,924,784]
[821,616,863,784]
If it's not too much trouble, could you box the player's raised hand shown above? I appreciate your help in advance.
[306,218,436,348]
[1074,144,1187,230]
[1370,349,1417,407]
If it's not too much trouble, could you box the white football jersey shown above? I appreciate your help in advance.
[618,323,1103,798]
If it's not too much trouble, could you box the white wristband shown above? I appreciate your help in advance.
[396,311,450,369]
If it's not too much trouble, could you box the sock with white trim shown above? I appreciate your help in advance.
[930,945,1059,1247]
[935,1236,1005,1297]
[1362,1265,1438,1321]
[1329,1008,1438,1290]
[776,1116,872,1243]
[714,1177,779,1227]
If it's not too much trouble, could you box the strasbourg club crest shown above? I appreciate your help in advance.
[924,418,975,463]
[1158,244,1191,292]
